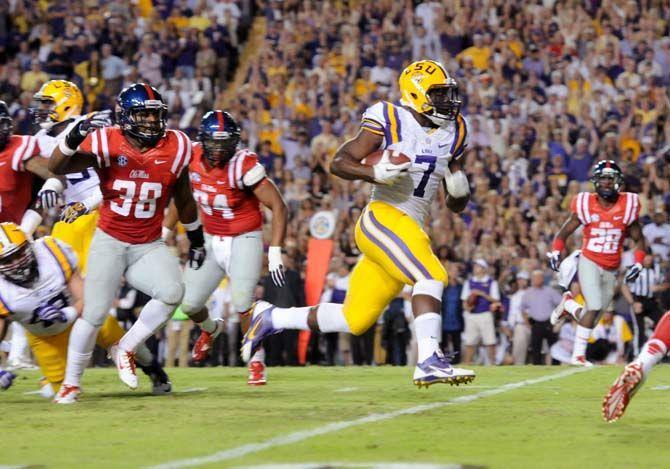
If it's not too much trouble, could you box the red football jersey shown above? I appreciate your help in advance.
[570,191,640,270]
[0,135,42,224]
[189,145,263,236]
[80,127,192,244]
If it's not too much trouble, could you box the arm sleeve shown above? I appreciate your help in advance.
[451,115,470,160]
[360,102,387,147]
[242,152,267,188]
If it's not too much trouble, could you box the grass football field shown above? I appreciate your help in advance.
[2,365,669,469]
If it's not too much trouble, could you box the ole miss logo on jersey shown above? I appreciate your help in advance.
[570,191,640,270]
[80,127,192,244]
[189,144,263,237]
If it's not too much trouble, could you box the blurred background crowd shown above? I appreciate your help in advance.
[1,0,669,369]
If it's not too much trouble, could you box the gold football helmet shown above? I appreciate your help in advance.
[0,222,37,287]
[32,80,84,127]
[398,60,461,126]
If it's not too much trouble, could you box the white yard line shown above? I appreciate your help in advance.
[149,367,588,469]
[334,387,359,393]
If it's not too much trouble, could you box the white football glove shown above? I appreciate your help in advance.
[546,250,562,272]
[268,246,285,287]
[625,263,643,282]
[372,150,411,185]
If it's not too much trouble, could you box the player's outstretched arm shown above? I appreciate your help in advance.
[330,129,383,182]
[624,221,648,282]
[254,177,289,287]
[547,213,581,271]
[67,270,85,315]
[48,110,112,174]
[174,170,206,269]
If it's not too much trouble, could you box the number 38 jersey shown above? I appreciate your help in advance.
[188,144,264,237]
[361,101,470,224]
[79,127,192,244]
[0,237,78,337]
[570,191,640,270]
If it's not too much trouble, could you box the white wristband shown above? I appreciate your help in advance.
[81,190,102,212]
[58,139,77,156]
[19,209,42,237]
[161,226,173,241]
[62,306,79,323]
[445,169,470,198]
[40,177,65,194]
[182,219,201,231]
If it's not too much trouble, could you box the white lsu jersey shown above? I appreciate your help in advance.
[35,116,102,204]
[0,237,78,336]
[361,101,470,224]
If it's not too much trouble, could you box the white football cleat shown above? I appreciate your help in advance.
[413,351,475,388]
[570,355,594,367]
[53,384,82,404]
[550,291,573,325]
[109,344,138,389]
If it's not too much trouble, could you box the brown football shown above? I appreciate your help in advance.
[361,149,411,166]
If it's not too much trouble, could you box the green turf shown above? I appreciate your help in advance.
[2,365,669,469]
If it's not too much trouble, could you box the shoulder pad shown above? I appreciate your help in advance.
[242,163,266,188]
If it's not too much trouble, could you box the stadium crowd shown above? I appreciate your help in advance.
[1,0,670,369]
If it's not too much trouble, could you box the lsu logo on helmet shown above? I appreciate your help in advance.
[398,60,461,126]
[32,80,84,126]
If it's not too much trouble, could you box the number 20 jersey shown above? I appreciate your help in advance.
[188,144,263,237]
[361,101,470,225]
[570,191,640,270]
[79,127,192,244]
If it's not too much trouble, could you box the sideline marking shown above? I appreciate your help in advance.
[149,367,591,469]
[149,367,588,469]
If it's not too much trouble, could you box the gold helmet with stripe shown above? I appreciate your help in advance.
[398,60,461,126]
[0,222,37,287]
[32,80,84,128]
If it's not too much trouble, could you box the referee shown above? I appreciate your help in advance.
[621,253,667,352]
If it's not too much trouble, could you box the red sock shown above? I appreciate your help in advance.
[651,311,670,350]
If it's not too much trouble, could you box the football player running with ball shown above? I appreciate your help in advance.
[165,111,287,385]
[548,160,647,366]
[48,83,204,402]
[241,60,476,387]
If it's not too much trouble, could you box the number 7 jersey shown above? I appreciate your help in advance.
[570,191,640,270]
[79,127,192,243]
[361,101,470,224]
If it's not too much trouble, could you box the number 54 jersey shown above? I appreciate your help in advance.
[570,191,640,270]
[361,101,470,225]
[79,127,192,243]
[188,144,264,236]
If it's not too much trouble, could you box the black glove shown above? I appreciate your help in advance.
[65,110,113,150]
[186,227,206,270]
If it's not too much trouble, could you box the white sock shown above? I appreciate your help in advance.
[134,342,153,367]
[64,319,99,386]
[572,325,592,358]
[316,303,350,332]
[271,306,310,330]
[414,312,441,362]
[199,317,216,333]
[635,338,667,375]
[251,348,265,363]
[119,300,175,352]
[564,299,583,321]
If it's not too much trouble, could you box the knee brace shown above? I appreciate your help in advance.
[412,279,444,301]
[154,281,185,306]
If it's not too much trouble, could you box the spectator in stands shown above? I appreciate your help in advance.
[521,270,562,365]
[441,262,464,363]
[503,271,531,365]
[461,259,500,365]
[643,207,670,261]
[100,43,127,95]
